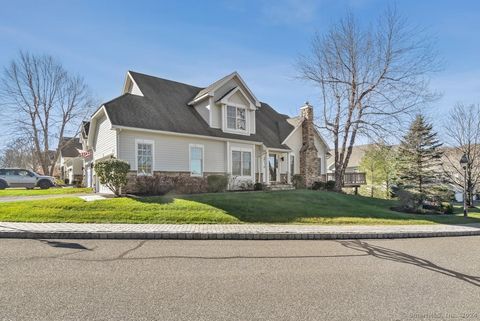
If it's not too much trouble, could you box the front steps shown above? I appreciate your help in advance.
[265,184,295,191]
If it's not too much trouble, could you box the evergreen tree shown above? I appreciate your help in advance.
[397,115,443,195]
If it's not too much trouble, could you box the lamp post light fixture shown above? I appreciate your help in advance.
[459,153,468,217]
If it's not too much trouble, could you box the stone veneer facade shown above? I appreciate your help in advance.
[299,103,320,187]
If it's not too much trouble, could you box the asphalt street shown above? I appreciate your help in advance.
[0,237,479,321]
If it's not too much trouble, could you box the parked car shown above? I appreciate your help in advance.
[0,168,56,189]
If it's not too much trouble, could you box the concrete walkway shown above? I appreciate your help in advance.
[0,193,110,203]
[0,222,479,240]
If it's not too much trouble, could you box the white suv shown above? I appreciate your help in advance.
[0,169,56,190]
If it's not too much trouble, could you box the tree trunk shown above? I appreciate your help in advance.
[334,167,344,192]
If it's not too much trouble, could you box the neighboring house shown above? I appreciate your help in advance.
[327,144,375,173]
[34,150,59,176]
[79,121,94,188]
[86,71,329,193]
[441,146,479,202]
[58,137,84,184]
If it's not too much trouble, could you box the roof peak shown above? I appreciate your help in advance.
[128,70,204,90]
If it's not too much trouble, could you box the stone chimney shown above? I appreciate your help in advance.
[299,102,319,187]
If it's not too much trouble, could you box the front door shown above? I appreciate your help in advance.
[268,154,277,183]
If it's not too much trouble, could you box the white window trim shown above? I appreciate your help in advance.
[223,104,249,135]
[189,144,204,177]
[230,147,253,178]
[135,139,154,176]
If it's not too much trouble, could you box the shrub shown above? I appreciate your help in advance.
[311,181,326,190]
[94,158,130,196]
[73,175,83,187]
[55,178,66,186]
[237,180,254,191]
[133,174,208,195]
[396,188,425,213]
[207,175,229,193]
[254,182,264,191]
[325,180,336,191]
[292,174,305,189]
[175,175,208,194]
[441,202,454,214]
[134,175,175,195]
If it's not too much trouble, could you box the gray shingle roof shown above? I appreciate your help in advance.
[103,71,293,149]
[60,137,82,158]
[192,72,236,101]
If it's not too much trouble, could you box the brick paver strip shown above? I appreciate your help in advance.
[0,222,479,240]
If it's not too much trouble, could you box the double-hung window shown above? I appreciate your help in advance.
[226,105,246,131]
[190,145,204,176]
[231,150,251,176]
[136,140,154,175]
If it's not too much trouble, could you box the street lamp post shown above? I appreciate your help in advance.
[460,154,468,217]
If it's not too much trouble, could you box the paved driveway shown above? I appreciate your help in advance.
[0,237,479,321]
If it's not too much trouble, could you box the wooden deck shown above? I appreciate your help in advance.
[320,172,366,187]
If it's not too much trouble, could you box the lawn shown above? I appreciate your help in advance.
[0,187,93,197]
[1,190,479,225]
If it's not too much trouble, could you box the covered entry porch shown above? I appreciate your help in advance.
[256,147,294,186]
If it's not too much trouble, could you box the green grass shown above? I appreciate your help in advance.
[0,197,237,224]
[0,187,93,197]
[0,190,479,225]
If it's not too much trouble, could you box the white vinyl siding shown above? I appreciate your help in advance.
[194,99,210,125]
[93,114,116,160]
[118,130,225,173]
[210,96,222,128]
[282,126,302,174]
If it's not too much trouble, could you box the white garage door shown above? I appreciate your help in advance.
[95,176,113,194]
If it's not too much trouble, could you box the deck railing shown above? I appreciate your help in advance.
[320,172,366,187]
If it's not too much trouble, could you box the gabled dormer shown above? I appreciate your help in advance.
[188,72,260,136]
[122,71,144,96]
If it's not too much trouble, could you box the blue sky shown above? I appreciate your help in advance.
[1,0,480,146]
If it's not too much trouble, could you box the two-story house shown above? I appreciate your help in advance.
[86,71,329,193]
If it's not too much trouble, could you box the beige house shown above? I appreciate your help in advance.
[86,71,329,193]
[327,144,376,173]
[58,137,84,184]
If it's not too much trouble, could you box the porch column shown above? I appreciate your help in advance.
[287,152,291,184]
[264,149,269,184]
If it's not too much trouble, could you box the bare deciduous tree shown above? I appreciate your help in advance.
[442,103,480,206]
[0,137,39,170]
[297,8,440,191]
[0,51,94,175]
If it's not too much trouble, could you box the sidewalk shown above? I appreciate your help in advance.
[0,193,93,203]
[1,222,479,240]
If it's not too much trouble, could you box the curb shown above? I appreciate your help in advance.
[1,230,479,240]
